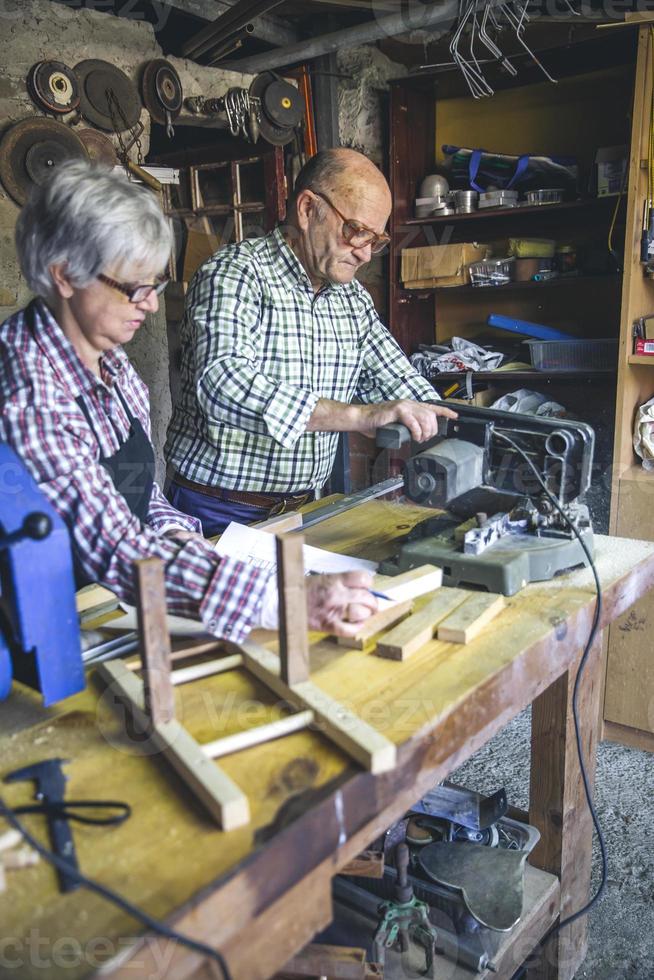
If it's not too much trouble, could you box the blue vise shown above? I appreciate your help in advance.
[0,445,84,706]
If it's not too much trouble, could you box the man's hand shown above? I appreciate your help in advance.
[307,398,457,442]
[306,570,378,637]
[354,400,458,442]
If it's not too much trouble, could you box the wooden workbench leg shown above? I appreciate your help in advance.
[528,634,603,980]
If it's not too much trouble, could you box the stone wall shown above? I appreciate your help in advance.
[337,45,407,490]
[0,0,252,481]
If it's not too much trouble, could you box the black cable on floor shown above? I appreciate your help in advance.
[493,430,608,940]
[0,799,233,980]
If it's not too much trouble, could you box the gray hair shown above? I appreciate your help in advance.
[15,161,173,303]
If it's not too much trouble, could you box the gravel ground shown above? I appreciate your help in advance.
[452,710,654,980]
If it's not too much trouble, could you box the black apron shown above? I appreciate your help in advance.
[74,388,155,588]
[25,300,155,587]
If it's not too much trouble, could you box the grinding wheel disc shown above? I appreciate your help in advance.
[26,60,79,115]
[78,128,119,167]
[0,117,89,206]
[141,59,182,125]
[249,72,303,146]
[75,59,141,132]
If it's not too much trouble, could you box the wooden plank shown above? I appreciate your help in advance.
[202,710,314,760]
[375,563,443,602]
[277,943,367,979]
[376,588,469,661]
[134,558,175,727]
[98,661,249,830]
[336,599,414,649]
[340,849,384,878]
[437,593,505,644]
[277,533,310,686]
[237,639,397,773]
[255,512,303,533]
[529,636,603,980]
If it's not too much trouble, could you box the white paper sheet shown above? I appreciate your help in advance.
[215,521,377,575]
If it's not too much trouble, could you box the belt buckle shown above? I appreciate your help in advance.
[268,500,287,517]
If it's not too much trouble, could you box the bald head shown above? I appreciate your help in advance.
[289,148,391,218]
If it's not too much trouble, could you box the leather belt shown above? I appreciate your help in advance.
[171,472,313,513]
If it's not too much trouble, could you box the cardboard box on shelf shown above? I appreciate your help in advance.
[401,242,490,288]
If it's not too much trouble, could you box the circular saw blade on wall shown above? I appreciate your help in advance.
[78,128,119,167]
[26,60,80,115]
[74,59,141,132]
[249,72,303,146]
[0,117,89,206]
[140,59,182,126]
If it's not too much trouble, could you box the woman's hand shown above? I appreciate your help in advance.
[306,570,378,637]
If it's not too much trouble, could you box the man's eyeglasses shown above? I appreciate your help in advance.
[97,273,169,304]
[314,191,391,255]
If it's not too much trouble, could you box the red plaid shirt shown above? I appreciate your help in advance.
[0,300,271,641]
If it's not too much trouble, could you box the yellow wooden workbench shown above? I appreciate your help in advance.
[1,499,653,980]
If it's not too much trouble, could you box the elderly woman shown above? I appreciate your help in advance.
[0,162,376,641]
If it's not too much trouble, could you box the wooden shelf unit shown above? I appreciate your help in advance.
[602,27,654,753]
[388,28,654,754]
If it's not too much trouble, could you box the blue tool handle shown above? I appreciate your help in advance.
[487,313,572,340]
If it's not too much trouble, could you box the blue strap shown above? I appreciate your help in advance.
[468,149,485,192]
[468,150,530,191]
[506,154,530,188]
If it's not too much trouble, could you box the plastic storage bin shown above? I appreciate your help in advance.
[469,257,514,286]
[526,338,618,371]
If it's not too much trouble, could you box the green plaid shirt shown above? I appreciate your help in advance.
[165,228,436,493]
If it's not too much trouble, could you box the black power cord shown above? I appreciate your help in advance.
[494,430,608,941]
[0,799,233,980]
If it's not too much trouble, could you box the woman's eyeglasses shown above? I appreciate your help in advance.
[314,191,391,254]
[97,273,170,303]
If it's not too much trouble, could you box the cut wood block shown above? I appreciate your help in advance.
[278,942,367,979]
[202,709,314,760]
[237,640,397,774]
[254,511,303,533]
[98,661,250,830]
[336,599,414,649]
[375,564,443,602]
[376,588,469,661]
[437,592,505,644]
[341,848,384,878]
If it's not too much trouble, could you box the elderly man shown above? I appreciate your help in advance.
[165,148,455,535]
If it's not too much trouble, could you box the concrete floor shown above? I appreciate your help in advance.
[452,709,654,980]
[327,710,654,979]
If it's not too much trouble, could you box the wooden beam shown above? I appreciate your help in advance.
[437,593,505,644]
[154,0,299,48]
[202,709,314,759]
[277,533,311,686]
[134,558,175,727]
[376,588,469,661]
[98,661,250,830]
[237,639,397,773]
[336,599,414,649]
